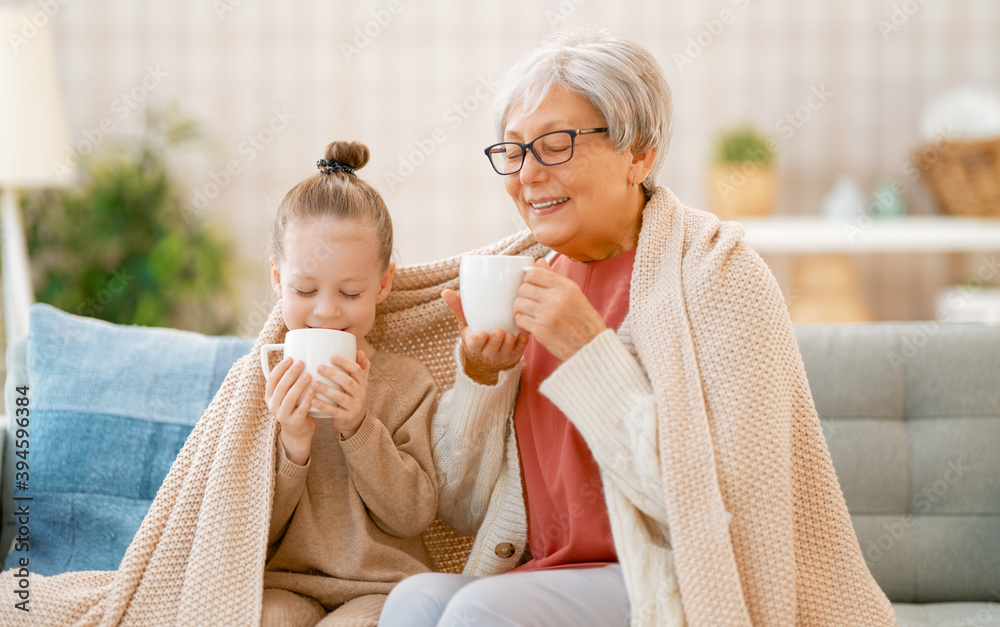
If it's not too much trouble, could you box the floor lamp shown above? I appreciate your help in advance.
[0,5,71,346]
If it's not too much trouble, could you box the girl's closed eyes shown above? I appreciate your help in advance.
[291,288,363,300]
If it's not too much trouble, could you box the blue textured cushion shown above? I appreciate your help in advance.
[4,303,253,575]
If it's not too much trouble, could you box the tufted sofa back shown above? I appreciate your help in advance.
[795,323,1000,603]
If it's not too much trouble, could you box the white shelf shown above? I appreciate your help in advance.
[736,216,1000,254]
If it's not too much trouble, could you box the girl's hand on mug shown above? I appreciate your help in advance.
[264,357,316,466]
[312,350,371,440]
[514,258,606,361]
[442,288,529,386]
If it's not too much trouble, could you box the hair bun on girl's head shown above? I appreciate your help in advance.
[322,140,370,172]
[274,138,392,268]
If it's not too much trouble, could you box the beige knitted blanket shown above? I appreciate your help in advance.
[0,186,893,626]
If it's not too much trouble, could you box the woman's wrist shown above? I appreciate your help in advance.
[463,361,501,385]
[461,352,520,386]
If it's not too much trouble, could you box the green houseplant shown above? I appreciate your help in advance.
[21,107,240,334]
[707,126,778,220]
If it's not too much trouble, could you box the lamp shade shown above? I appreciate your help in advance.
[0,5,71,188]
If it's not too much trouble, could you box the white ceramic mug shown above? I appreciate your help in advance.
[459,254,535,335]
[260,328,357,419]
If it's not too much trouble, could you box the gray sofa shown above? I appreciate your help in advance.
[795,323,1000,626]
[2,305,999,625]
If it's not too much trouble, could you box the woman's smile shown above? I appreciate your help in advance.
[528,196,570,216]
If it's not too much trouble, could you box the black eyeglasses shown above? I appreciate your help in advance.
[484,128,609,175]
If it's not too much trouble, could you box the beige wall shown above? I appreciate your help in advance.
[39,0,1000,324]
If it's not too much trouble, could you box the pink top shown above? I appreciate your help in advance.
[513,247,637,571]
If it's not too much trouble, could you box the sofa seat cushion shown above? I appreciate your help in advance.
[894,601,1000,626]
[2,304,253,575]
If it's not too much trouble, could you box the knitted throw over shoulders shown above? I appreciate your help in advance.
[0,187,893,626]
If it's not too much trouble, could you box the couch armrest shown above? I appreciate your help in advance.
[1,304,255,575]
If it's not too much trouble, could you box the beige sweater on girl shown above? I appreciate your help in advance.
[264,350,438,610]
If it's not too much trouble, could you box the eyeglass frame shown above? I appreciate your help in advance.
[483,127,609,175]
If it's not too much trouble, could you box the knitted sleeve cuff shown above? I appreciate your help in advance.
[540,328,653,446]
[339,410,379,454]
[276,438,310,480]
[447,342,522,442]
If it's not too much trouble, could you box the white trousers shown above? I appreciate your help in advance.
[377,564,629,627]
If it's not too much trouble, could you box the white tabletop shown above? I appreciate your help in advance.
[736,216,1000,254]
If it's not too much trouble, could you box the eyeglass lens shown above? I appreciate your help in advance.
[489,131,575,174]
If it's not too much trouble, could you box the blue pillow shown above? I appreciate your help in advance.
[3,304,254,575]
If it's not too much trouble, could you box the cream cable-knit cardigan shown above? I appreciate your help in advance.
[433,309,685,624]
[0,187,894,626]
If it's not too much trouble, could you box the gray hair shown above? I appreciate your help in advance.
[494,27,673,197]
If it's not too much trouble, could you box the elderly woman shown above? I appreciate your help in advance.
[379,28,895,627]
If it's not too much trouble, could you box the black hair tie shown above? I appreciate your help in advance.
[316,159,356,175]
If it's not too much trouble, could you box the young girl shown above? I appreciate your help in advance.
[261,140,438,626]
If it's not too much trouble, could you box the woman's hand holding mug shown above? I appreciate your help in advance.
[514,257,606,362]
[442,289,529,386]
[446,253,607,383]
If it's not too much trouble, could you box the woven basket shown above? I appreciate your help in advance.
[912,136,1000,217]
